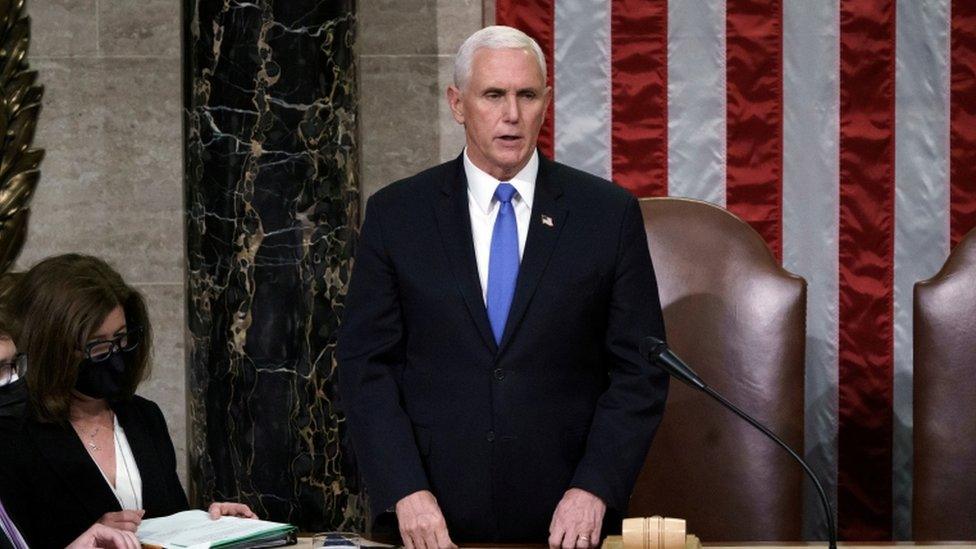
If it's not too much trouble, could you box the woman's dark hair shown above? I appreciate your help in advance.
[0,305,16,340]
[9,254,152,422]
[0,272,22,338]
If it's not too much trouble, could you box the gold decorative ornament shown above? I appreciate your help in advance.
[0,0,43,274]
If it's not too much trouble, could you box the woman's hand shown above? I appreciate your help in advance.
[96,510,145,532]
[208,501,257,519]
[66,523,141,549]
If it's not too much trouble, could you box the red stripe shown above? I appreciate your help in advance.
[950,0,976,246]
[496,0,555,158]
[610,0,668,197]
[725,0,784,261]
[837,0,896,539]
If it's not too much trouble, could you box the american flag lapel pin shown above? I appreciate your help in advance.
[541,214,554,227]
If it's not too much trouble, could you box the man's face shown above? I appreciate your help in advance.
[448,47,551,181]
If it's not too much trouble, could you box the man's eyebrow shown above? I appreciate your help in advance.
[482,87,506,94]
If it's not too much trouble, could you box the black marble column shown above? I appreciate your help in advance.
[182,0,363,531]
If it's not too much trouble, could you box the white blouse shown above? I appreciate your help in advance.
[91,416,143,510]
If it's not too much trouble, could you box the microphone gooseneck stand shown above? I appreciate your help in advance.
[641,336,838,549]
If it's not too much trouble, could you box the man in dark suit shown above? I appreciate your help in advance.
[337,25,668,549]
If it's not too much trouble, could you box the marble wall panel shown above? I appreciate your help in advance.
[359,0,481,56]
[184,0,364,531]
[358,0,438,55]
[359,55,441,201]
[16,58,182,284]
[483,0,496,26]
[133,283,187,482]
[438,55,466,163]
[436,0,482,54]
[357,0,482,202]
[99,0,180,57]
[26,0,97,58]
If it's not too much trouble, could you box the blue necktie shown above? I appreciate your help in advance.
[487,183,519,344]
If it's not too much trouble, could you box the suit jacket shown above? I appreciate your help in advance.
[0,528,15,549]
[0,395,188,548]
[337,154,669,542]
[0,495,25,549]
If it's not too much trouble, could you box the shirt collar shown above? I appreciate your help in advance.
[464,148,538,215]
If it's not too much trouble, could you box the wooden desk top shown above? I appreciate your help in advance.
[295,539,976,549]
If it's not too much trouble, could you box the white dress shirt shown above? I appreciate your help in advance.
[464,148,538,302]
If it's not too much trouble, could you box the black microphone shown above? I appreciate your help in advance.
[641,336,837,549]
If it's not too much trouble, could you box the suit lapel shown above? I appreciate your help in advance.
[434,158,498,353]
[498,156,568,352]
[28,415,121,517]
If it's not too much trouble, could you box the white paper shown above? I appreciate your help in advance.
[137,509,291,548]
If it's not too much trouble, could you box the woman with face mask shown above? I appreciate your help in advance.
[0,303,27,419]
[0,254,254,549]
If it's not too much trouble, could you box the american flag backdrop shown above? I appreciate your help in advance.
[495,0,976,541]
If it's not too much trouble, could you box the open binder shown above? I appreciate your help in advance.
[137,510,297,549]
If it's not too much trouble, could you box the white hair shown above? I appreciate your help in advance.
[453,25,547,90]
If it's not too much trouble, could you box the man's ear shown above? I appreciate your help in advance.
[446,85,465,125]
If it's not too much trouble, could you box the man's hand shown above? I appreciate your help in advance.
[548,488,606,549]
[208,501,257,519]
[66,523,141,549]
[96,510,144,532]
[395,490,457,549]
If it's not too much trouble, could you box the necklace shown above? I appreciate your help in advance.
[71,412,112,453]
[85,425,101,452]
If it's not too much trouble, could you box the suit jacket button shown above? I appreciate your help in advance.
[493,368,505,381]
[486,430,495,442]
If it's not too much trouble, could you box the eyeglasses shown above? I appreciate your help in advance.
[83,327,142,363]
[0,353,26,386]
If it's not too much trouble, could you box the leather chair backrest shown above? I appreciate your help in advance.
[913,227,976,540]
[629,197,806,541]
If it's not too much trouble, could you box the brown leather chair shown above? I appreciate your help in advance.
[629,197,806,541]
[913,227,976,541]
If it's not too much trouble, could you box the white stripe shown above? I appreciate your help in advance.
[553,0,612,180]
[893,0,952,539]
[782,0,840,539]
[667,0,726,205]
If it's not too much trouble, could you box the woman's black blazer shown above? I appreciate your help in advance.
[0,395,188,548]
